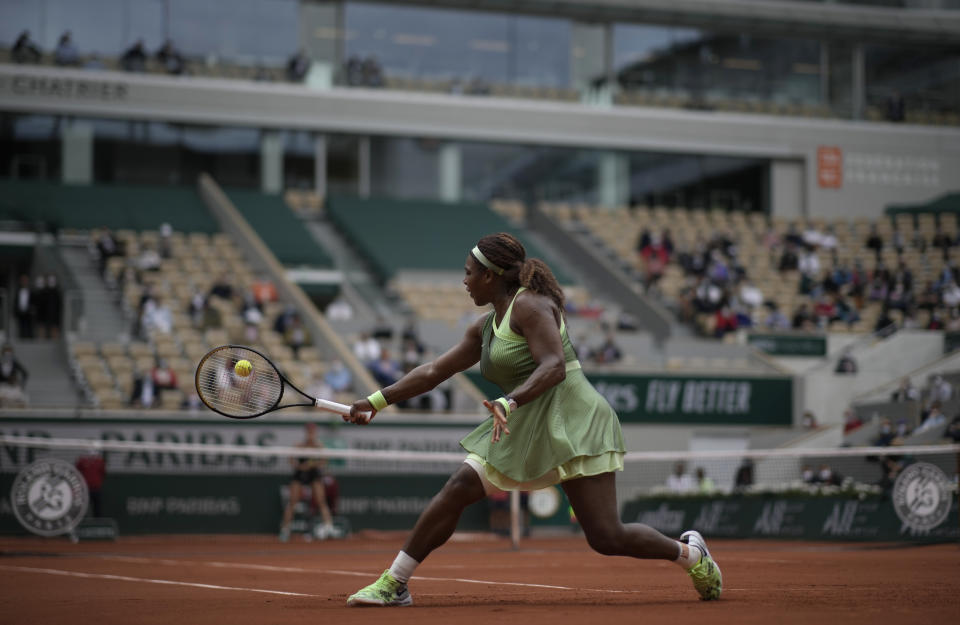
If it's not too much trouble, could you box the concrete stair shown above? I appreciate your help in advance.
[58,244,130,343]
[9,339,83,408]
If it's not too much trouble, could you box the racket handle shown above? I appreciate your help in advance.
[315,398,372,423]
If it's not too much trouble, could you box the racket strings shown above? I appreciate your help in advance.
[196,347,284,417]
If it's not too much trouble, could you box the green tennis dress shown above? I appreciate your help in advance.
[460,288,626,491]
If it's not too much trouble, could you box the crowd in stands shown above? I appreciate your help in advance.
[843,372,958,448]
[627,208,960,340]
[71,226,351,410]
[350,321,450,410]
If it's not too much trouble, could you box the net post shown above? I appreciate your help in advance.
[510,489,521,550]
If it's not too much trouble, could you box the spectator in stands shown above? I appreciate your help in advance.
[777,242,799,272]
[286,48,310,82]
[929,374,953,404]
[737,279,764,311]
[35,274,62,339]
[240,292,263,342]
[695,467,715,494]
[0,344,29,407]
[666,462,695,494]
[12,30,41,64]
[944,415,960,443]
[931,226,954,260]
[916,401,947,434]
[151,358,178,397]
[120,39,148,72]
[865,224,884,260]
[713,305,738,339]
[640,233,670,291]
[187,287,208,328]
[801,411,818,429]
[54,31,80,66]
[591,331,623,364]
[156,39,185,75]
[401,337,424,373]
[369,349,402,388]
[209,273,234,301]
[95,228,123,276]
[874,306,897,336]
[324,360,353,394]
[352,332,381,365]
[885,89,905,122]
[843,408,863,434]
[834,348,858,374]
[326,297,354,320]
[763,302,790,330]
[137,245,162,272]
[873,419,897,447]
[159,223,174,258]
[141,295,173,337]
[791,302,815,330]
[813,294,837,328]
[284,314,311,358]
[129,364,157,408]
[891,377,920,403]
[733,459,754,492]
[14,274,36,339]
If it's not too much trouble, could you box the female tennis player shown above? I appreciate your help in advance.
[344,232,721,606]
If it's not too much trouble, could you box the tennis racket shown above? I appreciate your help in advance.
[195,344,370,421]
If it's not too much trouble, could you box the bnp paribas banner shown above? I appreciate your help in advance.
[465,372,793,425]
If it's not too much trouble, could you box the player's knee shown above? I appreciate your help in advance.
[584,525,625,556]
[439,469,484,505]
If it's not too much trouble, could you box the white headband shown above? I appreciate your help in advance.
[471,245,504,275]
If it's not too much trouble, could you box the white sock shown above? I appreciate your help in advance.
[388,551,419,584]
[673,541,702,570]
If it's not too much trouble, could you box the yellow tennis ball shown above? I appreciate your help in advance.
[234,359,252,377]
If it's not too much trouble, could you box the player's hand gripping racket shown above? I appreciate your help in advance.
[195,345,371,421]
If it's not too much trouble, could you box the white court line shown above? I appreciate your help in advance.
[0,565,319,597]
[100,556,638,594]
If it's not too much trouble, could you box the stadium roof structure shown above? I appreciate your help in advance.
[374,0,960,45]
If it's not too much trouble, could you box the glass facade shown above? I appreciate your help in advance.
[0,1,956,122]
[342,2,570,88]
[865,44,960,120]
[615,26,822,108]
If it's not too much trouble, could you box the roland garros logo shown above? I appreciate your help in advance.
[10,458,88,537]
[892,462,951,533]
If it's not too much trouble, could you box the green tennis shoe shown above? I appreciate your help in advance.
[346,570,413,607]
[680,530,722,601]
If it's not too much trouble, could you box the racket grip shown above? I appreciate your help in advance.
[315,398,372,423]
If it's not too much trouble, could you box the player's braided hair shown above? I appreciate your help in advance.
[476,232,565,311]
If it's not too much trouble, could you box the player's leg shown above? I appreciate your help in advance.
[279,480,302,542]
[401,463,486,560]
[562,471,722,600]
[561,471,678,559]
[310,479,339,538]
[347,464,486,606]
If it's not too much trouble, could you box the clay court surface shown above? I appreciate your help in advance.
[1,533,957,625]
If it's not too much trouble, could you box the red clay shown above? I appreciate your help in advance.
[1,532,958,625]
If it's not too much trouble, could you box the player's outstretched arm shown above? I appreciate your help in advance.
[346,316,484,424]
